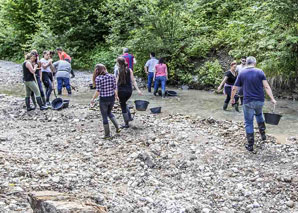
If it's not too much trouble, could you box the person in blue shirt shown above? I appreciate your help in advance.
[231,56,277,152]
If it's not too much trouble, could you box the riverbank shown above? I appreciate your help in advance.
[0,60,298,212]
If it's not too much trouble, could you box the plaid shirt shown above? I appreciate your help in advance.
[95,74,116,97]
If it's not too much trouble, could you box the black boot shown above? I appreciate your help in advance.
[103,124,111,139]
[110,117,121,133]
[36,97,48,110]
[41,96,46,106]
[258,122,266,140]
[126,106,133,121]
[121,112,130,128]
[71,70,75,78]
[31,94,37,110]
[25,97,35,111]
[153,90,157,96]
[223,102,228,110]
[234,103,239,112]
[245,133,254,152]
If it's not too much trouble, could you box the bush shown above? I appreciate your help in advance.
[194,60,223,88]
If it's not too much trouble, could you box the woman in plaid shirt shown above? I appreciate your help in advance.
[90,64,120,139]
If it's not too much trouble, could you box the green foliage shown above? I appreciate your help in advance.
[195,60,223,87]
[0,0,297,89]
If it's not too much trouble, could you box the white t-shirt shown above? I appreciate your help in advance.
[236,64,246,74]
[145,57,159,73]
[40,58,52,73]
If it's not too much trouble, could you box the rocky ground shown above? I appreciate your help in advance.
[0,61,297,212]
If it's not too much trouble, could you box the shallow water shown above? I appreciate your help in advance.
[1,83,297,144]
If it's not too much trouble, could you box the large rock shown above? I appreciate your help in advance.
[28,191,107,213]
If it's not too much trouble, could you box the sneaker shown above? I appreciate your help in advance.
[46,102,51,106]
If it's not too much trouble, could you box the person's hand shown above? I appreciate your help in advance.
[115,95,119,102]
[90,99,95,108]
[137,90,143,95]
[34,64,38,69]
[271,98,277,105]
[49,59,53,64]
[231,99,235,105]
[145,72,148,75]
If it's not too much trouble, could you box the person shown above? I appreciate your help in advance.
[23,53,48,111]
[56,48,75,78]
[53,60,72,95]
[116,57,142,128]
[231,56,277,152]
[40,51,54,106]
[217,61,239,112]
[144,52,158,93]
[122,48,136,70]
[236,56,246,105]
[30,50,46,108]
[153,58,168,98]
[90,64,120,139]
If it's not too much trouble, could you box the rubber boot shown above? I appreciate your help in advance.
[223,102,228,110]
[245,133,254,152]
[36,97,48,110]
[234,103,239,112]
[31,93,37,110]
[121,112,130,128]
[153,90,157,96]
[103,124,111,139]
[162,91,166,99]
[110,116,121,133]
[41,96,46,106]
[126,106,133,121]
[25,97,35,111]
[258,122,266,140]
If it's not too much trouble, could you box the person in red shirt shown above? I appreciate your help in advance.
[56,48,75,78]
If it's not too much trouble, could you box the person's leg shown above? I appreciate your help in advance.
[223,86,231,110]
[24,82,35,111]
[119,91,130,128]
[243,102,255,151]
[63,77,71,95]
[153,77,160,96]
[36,75,46,105]
[148,72,153,92]
[57,77,63,95]
[27,81,47,110]
[254,101,266,140]
[30,92,37,109]
[99,101,110,138]
[43,73,52,103]
[107,100,120,133]
[161,76,166,98]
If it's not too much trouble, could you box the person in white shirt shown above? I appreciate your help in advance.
[40,51,54,105]
[144,52,158,92]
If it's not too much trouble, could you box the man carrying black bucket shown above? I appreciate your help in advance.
[231,56,277,152]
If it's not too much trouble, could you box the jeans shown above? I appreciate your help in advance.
[24,81,40,97]
[42,72,53,102]
[147,72,154,92]
[224,86,239,104]
[242,101,265,134]
[57,77,71,94]
[154,76,166,94]
[99,100,115,125]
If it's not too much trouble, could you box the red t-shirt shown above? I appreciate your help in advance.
[58,51,72,62]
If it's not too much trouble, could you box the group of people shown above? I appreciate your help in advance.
[218,56,277,152]
[23,46,277,152]
[22,48,74,111]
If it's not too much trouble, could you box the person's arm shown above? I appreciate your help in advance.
[26,62,37,74]
[263,80,277,104]
[133,57,136,64]
[130,69,142,95]
[153,65,157,81]
[165,65,168,80]
[230,86,238,104]
[144,66,148,74]
[217,76,228,92]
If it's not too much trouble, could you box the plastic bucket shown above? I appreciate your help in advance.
[264,113,282,125]
[51,98,64,110]
[167,90,177,96]
[150,107,161,114]
[62,100,70,109]
[135,100,149,111]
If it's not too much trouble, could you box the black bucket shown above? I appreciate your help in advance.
[150,107,161,114]
[167,90,177,96]
[62,100,70,109]
[52,98,64,110]
[89,83,96,90]
[135,100,149,111]
[264,113,282,125]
